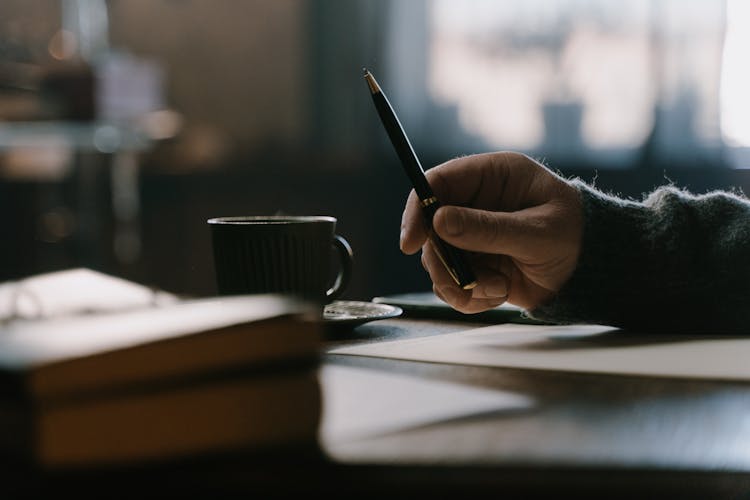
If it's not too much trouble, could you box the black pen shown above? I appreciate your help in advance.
[363,68,477,290]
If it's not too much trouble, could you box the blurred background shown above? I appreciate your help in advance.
[1,0,749,300]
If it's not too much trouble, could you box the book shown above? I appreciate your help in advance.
[0,269,324,468]
[19,368,322,468]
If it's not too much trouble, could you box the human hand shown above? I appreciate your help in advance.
[400,151,583,313]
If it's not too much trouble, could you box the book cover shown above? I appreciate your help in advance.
[0,269,324,467]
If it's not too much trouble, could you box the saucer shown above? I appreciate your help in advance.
[323,300,403,327]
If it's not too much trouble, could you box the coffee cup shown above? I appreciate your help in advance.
[208,215,353,308]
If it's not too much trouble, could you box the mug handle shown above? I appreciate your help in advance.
[326,235,353,300]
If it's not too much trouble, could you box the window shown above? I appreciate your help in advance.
[383,0,747,168]
[721,0,750,167]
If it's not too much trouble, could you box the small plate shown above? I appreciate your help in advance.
[323,300,403,326]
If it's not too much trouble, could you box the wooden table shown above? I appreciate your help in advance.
[318,316,750,498]
[11,316,750,499]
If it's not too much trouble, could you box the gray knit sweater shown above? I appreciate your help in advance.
[530,180,750,334]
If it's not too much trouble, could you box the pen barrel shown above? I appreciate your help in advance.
[421,201,477,290]
[371,92,433,198]
[364,70,476,290]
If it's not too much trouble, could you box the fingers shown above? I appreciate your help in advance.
[421,242,509,314]
[425,151,523,204]
[433,204,552,258]
[400,189,426,255]
[401,152,514,255]
[402,150,581,313]
[424,152,507,204]
[400,151,546,256]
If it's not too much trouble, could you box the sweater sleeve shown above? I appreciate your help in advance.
[529,180,750,334]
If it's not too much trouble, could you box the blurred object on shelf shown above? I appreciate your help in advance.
[39,60,95,121]
[0,60,46,121]
[0,0,181,272]
[0,0,169,127]
[60,0,110,64]
[135,109,183,142]
[9,50,169,125]
[0,58,97,123]
[95,50,166,123]
[0,134,71,181]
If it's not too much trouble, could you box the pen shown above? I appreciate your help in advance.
[363,68,477,290]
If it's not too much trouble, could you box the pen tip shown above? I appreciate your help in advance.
[362,67,369,76]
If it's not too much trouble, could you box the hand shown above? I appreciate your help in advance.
[400,151,583,313]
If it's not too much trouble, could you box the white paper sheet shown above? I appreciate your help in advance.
[328,323,750,381]
[319,364,533,445]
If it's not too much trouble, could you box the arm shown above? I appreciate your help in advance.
[531,182,750,333]
[401,151,750,333]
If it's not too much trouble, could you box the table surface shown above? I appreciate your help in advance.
[318,315,750,497]
[14,315,750,499]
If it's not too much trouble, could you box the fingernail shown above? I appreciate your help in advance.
[482,280,507,298]
[399,227,405,249]
[443,208,462,236]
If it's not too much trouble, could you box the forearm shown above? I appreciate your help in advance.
[530,181,750,333]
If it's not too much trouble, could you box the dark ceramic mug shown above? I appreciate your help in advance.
[208,216,353,306]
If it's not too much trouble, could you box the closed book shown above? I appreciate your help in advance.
[13,368,321,468]
[0,270,323,467]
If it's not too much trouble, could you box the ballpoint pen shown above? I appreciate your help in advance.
[363,68,477,290]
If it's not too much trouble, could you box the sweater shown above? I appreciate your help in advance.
[530,180,750,334]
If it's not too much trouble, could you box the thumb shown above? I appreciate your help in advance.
[433,205,547,258]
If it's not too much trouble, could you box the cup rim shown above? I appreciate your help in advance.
[207,215,337,225]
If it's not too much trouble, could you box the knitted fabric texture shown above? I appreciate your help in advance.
[530,180,750,333]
